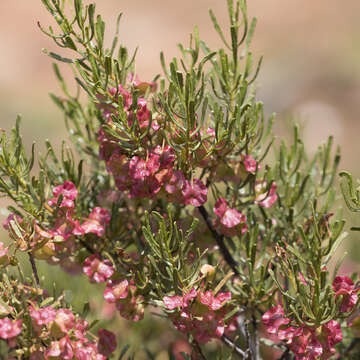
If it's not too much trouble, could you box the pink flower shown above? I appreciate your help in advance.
[333,276,358,313]
[74,207,111,237]
[164,288,233,344]
[104,279,129,303]
[182,179,207,207]
[262,305,291,335]
[127,154,163,198]
[88,207,111,224]
[78,221,105,238]
[129,157,150,180]
[163,295,184,310]
[98,329,117,356]
[183,288,198,307]
[153,145,176,168]
[83,254,114,283]
[104,279,144,321]
[73,319,89,342]
[29,306,56,327]
[163,288,197,310]
[214,198,245,228]
[299,272,308,286]
[262,304,343,359]
[45,336,74,360]
[213,198,247,236]
[48,181,78,209]
[130,177,161,198]
[321,320,343,357]
[109,84,132,108]
[136,98,152,129]
[74,341,106,360]
[198,291,231,311]
[242,154,257,174]
[129,153,160,180]
[255,181,278,208]
[49,211,76,242]
[0,318,22,339]
[52,309,76,335]
[165,170,185,195]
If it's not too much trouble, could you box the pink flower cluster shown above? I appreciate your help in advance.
[262,276,359,359]
[105,145,207,206]
[241,154,257,174]
[48,181,78,209]
[3,181,111,274]
[262,305,342,360]
[28,305,117,359]
[104,279,144,322]
[97,83,158,161]
[254,181,278,208]
[45,182,109,265]
[109,84,159,131]
[163,288,234,343]
[213,198,247,237]
[0,318,22,339]
[83,254,114,283]
[333,276,358,313]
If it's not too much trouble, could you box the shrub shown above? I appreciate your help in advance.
[0,0,358,359]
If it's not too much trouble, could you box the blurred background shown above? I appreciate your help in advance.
[1,0,360,358]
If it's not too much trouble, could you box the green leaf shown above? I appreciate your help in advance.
[42,49,73,63]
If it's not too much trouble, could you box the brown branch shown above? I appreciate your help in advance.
[252,315,259,360]
[198,205,239,275]
[276,348,290,360]
[222,335,248,358]
[193,340,207,360]
[28,253,40,286]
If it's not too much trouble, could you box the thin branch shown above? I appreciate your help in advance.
[198,205,239,275]
[28,253,40,286]
[276,348,290,360]
[222,335,248,358]
[79,238,96,254]
[193,340,207,360]
[252,315,259,360]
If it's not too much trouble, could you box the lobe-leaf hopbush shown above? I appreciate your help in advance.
[0,0,359,359]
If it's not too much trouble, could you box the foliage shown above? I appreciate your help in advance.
[0,0,358,359]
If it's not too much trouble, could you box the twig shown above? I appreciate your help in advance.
[79,239,96,254]
[276,348,290,360]
[222,335,248,358]
[252,315,259,360]
[28,253,40,286]
[244,319,251,359]
[193,340,207,360]
[198,205,239,275]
